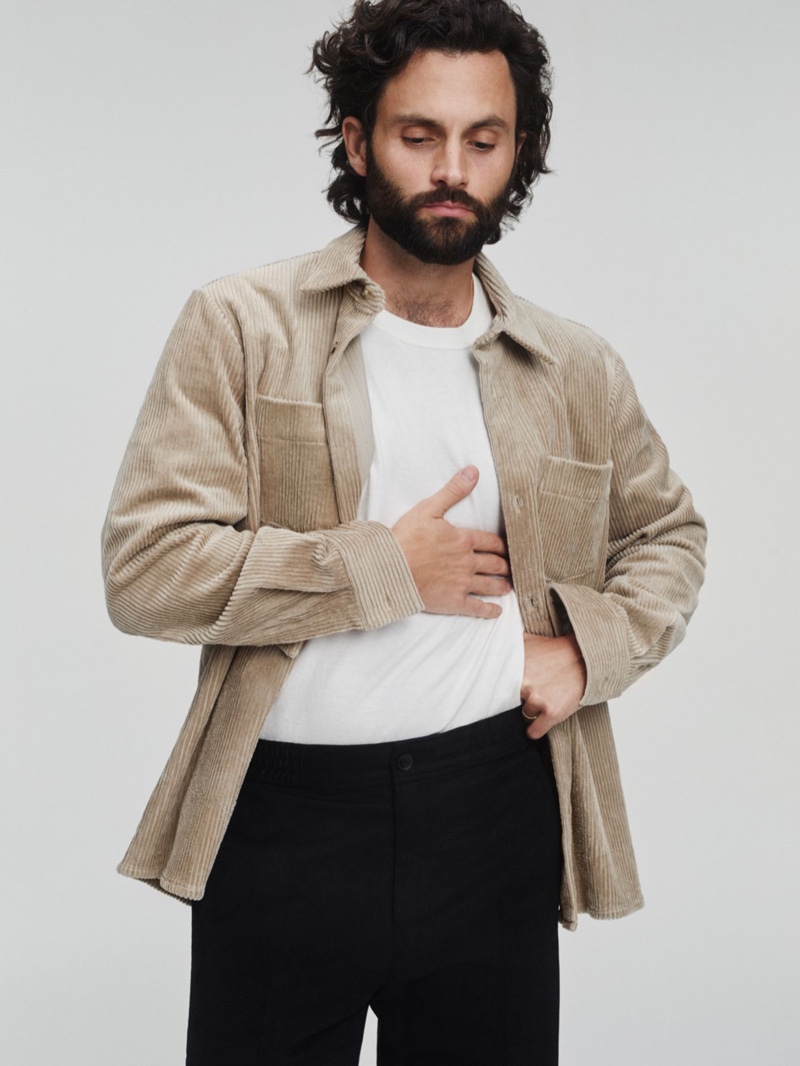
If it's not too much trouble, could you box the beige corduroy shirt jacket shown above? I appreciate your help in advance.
[102,226,706,931]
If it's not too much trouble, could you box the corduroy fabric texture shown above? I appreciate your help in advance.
[102,226,706,930]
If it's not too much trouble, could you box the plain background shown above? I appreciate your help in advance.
[2,0,798,1062]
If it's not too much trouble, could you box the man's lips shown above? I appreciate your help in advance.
[421,201,475,218]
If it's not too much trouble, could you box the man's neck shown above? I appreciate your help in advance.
[359,220,476,327]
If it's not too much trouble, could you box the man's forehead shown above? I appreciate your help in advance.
[376,49,517,126]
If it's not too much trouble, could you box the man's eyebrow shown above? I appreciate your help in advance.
[391,113,511,133]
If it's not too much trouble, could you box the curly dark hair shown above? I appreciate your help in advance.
[309,0,553,239]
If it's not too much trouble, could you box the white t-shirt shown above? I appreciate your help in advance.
[260,276,526,743]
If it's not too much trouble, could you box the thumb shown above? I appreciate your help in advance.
[425,466,479,518]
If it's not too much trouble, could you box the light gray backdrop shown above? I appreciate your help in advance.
[2,1,798,1063]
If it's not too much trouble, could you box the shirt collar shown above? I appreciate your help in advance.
[300,226,556,365]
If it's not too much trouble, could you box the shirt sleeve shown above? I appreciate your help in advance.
[101,287,424,646]
[547,349,707,706]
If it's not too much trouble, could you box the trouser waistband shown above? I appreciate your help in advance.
[246,704,534,787]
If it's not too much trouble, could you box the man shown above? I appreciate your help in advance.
[102,1,706,1063]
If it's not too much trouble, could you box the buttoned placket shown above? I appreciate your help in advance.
[472,335,554,636]
[323,282,386,525]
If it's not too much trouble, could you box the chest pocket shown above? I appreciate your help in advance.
[536,455,613,585]
[256,396,341,532]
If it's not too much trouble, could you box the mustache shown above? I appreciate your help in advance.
[409,187,483,212]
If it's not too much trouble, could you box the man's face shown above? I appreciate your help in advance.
[349,49,522,265]
[363,143,513,265]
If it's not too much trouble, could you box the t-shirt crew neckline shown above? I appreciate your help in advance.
[369,274,494,349]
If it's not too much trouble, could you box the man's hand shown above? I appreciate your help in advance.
[391,466,511,619]
[521,633,587,738]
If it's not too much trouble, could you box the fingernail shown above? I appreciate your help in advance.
[460,465,478,482]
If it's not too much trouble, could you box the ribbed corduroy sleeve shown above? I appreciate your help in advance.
[548,350,707,706]
[101,289,423,645]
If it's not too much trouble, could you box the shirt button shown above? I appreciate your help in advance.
[397,754,413,770]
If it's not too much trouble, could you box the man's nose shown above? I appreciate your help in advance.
[430,140,467,189]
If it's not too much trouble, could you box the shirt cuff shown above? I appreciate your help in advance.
[325,521,425,629]
[547,582,630,706]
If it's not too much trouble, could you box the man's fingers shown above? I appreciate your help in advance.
[469,576,512,597]
[521,696,549,737]
[473,550,510,577]
[524,714,549,739]
[469,531,507,557]
[393,467,512,619]
[459,596,503,619]
[423,466,480,518]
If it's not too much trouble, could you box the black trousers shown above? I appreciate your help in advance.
[187,705,563,1065]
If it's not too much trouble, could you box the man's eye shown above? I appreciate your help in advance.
[472,141,496,152]
[402,136,429,145]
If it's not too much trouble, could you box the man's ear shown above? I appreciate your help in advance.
[342,116,368,177]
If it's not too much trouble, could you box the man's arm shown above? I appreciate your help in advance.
[521,348,707,736]
[102,289,508,645]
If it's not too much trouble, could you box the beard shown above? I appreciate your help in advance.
[363,149,513,265]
